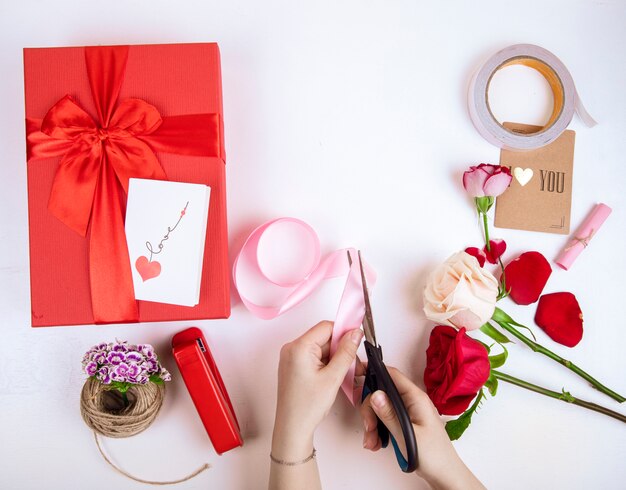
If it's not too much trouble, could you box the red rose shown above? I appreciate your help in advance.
[424,325,490,415]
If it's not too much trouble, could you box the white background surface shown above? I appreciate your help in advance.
[1,1,625,489]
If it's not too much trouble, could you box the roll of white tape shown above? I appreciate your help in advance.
[468,44,596,150]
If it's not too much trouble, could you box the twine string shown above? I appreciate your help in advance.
[94,432,210,485]
[80,378,210,484]
[564,228,595,251]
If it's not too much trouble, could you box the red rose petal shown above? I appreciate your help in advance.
[535,292,583,347]
[464,247,486,267]
[503,251,551,305]
[483,239,506,264]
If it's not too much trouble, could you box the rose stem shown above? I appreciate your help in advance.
[497,257,507,296]
[493,311,625,403]
[492,370,626,423]
[482,212,491,251]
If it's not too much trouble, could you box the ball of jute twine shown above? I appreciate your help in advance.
[80,378,210,485]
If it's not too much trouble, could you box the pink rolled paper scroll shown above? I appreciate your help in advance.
[556,203,612,270]
[232,218,375,405]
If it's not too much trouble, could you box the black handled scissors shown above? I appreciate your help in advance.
[352,250,418,473]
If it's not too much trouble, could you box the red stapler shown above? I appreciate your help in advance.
[172,327,243,454]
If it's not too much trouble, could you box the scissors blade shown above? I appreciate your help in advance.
[357,251,377,347]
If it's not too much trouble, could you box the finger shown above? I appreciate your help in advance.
[355,357,367,377]
[360,394,381,451]
[384,366,437,422]
[298,321,334,349]
[369,390,407,458]
[320,338,331,361]
[324,329,363,382]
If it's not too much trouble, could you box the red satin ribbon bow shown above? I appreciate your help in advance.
[26,45,221,324]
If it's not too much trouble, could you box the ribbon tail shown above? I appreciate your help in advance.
[89,157,138,323]
[85,46,129,126]
[574,90,597,128]
[331,248,377,406]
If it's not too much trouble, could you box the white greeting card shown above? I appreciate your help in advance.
[125,178,211,307]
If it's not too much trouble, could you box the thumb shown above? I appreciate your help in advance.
[369,390,406,456]
[325,329,363,381]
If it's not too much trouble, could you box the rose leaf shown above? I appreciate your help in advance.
[488,352,507,369]
[484,374,499,397]
[444,391,484,441]
[480,323,511,344]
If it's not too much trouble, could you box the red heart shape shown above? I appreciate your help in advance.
[135,256,161,282]
[483,238,507,264]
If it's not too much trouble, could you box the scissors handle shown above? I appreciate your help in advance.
[363,341,419,473]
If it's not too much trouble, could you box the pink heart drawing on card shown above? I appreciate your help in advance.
[135,256,161,282]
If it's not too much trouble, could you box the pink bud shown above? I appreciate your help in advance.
[463,164,512,198]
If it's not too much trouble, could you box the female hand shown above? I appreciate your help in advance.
[360,367,485,490]
[272,321,363,461]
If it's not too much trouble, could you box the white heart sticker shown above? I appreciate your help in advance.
[514,167,534,186]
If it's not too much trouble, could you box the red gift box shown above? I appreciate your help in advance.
[24,43,230,326]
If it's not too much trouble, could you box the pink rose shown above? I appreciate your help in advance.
[463,164,512,198]
[423,251,499,331]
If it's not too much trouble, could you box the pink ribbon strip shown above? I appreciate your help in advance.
[232,218,375,405]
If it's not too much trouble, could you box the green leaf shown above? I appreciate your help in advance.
[149,374,164,385]
[494,319,537,342]
[484,374,498,396]
[493,307,538,341]
[512,322,537,341]
[475,196,494,214]
[444,391,485,441]
[488,344,508,369]
[445,410,475,441]
[492,307,515,324]
[480,323,511,344]
[110,381,131,393]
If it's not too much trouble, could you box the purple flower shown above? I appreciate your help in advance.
[127,362,142,380]
[112,342,128,353]
[85,361,98,377]
[160,368,172,382]
[93,351,107,364]
[82,340,170,388]
[137,344,156,359]
[144,358,159,374]
[112,362,130,381]
[126,351,143,363]
[98,366,112,384]
[107,351,126,365]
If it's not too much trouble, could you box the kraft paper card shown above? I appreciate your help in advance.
[125,178,211,307]
[495,122,575,235]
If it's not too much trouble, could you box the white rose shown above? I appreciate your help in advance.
[423,251,499,331]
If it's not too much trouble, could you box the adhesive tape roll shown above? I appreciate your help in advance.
[468,44,596,150]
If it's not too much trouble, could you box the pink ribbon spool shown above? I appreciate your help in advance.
[233,218,375,404]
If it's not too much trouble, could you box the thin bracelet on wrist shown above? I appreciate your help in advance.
[270,448,316,466]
